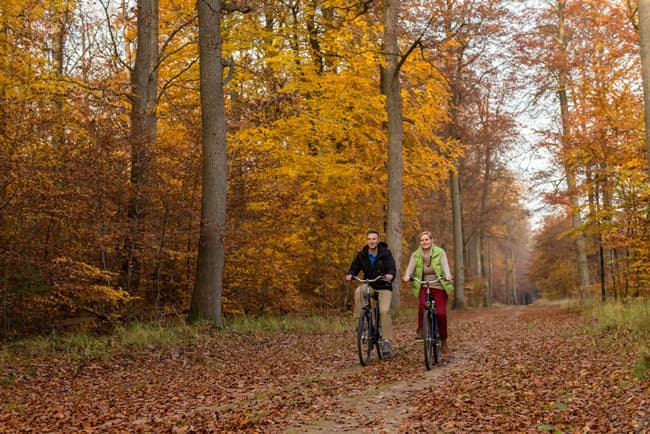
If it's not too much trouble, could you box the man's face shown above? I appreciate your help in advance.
[367,233,379,250]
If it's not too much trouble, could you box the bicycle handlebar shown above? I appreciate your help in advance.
[351,275,388,284]
[409,276,451,286]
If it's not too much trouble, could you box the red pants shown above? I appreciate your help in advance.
[418,287,448,340]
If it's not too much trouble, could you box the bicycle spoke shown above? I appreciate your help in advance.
[423,310,433,370]
[357,311,372,366]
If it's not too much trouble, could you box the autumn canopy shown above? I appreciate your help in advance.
[0,0,648,337]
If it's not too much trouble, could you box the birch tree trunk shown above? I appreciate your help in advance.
[189,0,227,324]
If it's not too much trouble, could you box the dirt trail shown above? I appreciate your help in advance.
[297,352,465,433]
[292,308,502,433]
[1,305,647,433]
[292,306,648,433]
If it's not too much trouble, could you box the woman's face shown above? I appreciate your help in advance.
[419,234,432,250]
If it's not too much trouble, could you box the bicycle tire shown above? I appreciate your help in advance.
[423,310,434,370]
[432,312,441,365]
[357,310,372,366]
[375,307,383,360]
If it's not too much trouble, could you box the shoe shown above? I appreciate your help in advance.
[382,340,393,357]
[441,340,449,353]
[415,327,423,341]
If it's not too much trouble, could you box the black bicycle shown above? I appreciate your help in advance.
[411,276,445,370]
[352,275,385,366]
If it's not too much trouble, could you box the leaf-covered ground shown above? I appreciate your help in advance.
[1,305,648,433]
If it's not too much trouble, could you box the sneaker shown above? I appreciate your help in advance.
[415,327,423,341]
[441,339,449,353]
[382,340,393,357]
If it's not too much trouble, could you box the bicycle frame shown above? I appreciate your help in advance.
[352,275,385,366]
[411,276,443,369]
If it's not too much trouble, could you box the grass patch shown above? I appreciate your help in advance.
[532,298,580,310]
[112,321,206,351]
[581,298,650,379]
[2,320,210,363]
[1,312,355,363]
[222,313,353,335]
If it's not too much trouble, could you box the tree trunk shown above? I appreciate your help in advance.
[638,0,650,180]
[477,145,492,304]
[486,240,493,306]
[556,1,590,295]
[51,1,70,145]
[122,0,159,295]
[450,170,465,308]
[511,247,517,304]
[381,0,403,311]
[189,0,227,324]
[504,246,511,304]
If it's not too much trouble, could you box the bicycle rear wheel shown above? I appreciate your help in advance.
[423,310,434,370]
[357,310,372,366]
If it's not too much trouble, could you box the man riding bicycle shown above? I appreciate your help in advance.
[345,230,396,356]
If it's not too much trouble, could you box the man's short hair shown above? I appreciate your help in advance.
[366,229,380,237]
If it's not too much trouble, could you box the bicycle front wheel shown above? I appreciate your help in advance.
[432,312,441,365]
[375,309,383,360]
[423,310,434,370]
[357,310,372,366]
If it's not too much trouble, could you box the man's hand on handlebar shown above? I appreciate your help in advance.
[347,275,390,284]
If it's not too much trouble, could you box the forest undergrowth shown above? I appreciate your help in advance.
[0,303,648,433]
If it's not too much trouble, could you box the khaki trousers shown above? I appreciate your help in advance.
[353,284,393,341]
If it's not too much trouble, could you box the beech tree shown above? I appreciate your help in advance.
[637,0,650,179]
[416,0,513,308]
[514,0,592,295]
[189,0,228,324]
[121,0,160,296]
[12,0,649,335]
[382,0,404,310]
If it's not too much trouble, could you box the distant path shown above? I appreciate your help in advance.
[0,305,647,432]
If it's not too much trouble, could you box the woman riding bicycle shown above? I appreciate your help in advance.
[345,230,396,356]
[402,231,453,352]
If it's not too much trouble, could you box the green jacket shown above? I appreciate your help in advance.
[411,246,454,296]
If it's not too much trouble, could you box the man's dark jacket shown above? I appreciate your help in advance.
[347,242,396,290]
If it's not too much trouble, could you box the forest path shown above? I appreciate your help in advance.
[1,305,647,432]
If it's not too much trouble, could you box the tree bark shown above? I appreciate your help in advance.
[189,0,227,324]
[638,0,650,180]
[381,0,403,311]
[121,0,159,295]
[556,1,590,295]
[450,170,465,308]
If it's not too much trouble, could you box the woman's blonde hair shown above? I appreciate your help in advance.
[418,231,433,241]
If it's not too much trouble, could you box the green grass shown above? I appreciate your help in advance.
[2,321,209,363]
[582,298,650,379]
[222,313,354,335]
[1,312,355,364]
[531,298,579,309]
